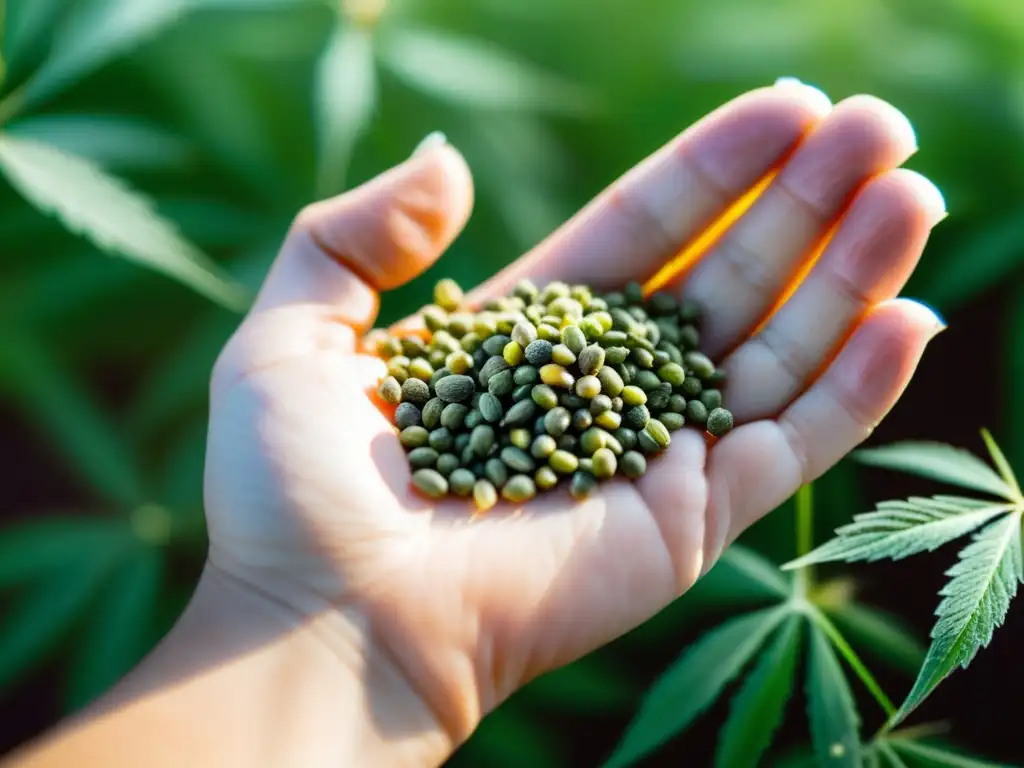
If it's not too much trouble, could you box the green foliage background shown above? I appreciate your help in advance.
[1,0,1023,764]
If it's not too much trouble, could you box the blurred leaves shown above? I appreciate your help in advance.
[806,624,861,768]
[0,517,129,589]
[824,603,926,676]
[0,134,248,310]
[852,442,1015,499]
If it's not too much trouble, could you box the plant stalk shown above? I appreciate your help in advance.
[794,483,814,594]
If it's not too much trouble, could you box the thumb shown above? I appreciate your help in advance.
[252,133,474,322]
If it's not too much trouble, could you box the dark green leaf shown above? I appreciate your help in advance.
[518,655,635,713]
[806,623,861,768]
[853,442,1013,499]
[65,544,165,711]
[0,135,248,311]
[825,603,925,676]
[315,22,376,197]
[715,614,802,768]
[0,331,147,508]
[892,511,1023,727]
[2,0,64,75]
[455,705,561,768]
[0,517,130,589]
[8,115,192,171]
[603,605,789,768]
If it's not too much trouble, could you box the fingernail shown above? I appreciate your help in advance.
[875,99,918,154]
[412,131,447,157]
[900,170,947,226]
[774,76,832,115]
[909,298,947,335]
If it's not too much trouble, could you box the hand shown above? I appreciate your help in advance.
[204,81,945,764]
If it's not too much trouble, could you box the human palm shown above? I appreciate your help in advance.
[202,83,945,745]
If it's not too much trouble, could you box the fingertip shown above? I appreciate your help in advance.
[772,76,833,117]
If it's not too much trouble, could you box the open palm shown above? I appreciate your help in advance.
[202,83,945,748]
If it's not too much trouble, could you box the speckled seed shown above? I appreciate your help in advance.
[485,458,509,487]
[700,389,723,410]
[660,412,685,431]
[668,394,687,414]
[544,407,572,436]
[531,434,557,459]
[473,479,498,512]
[551,344,577,367]
[572,409,594,431]
[422,398,445,430]
[645,419,671,448]
[535,466,559,490]
[514,365,540,386]
[605,346,630,364]
[597,367,624,397]
[401,378,431,406]
[501,399,537,428]
[478,393,503,423]
[436,453,460,476]
[470,425,496,457]
[595,410,621,430]
[478,355,511,386]
[685,399,709,426]
[501,446,535,473]
[577,344,605,376]
[428,427,454,452]
[589,394,613,415]
[378,376,402,404]
[621,385,647,407]
[570,471,598,499]
[707,407,734,437]
[532,384,560,410]
[524,340,553,366]
[434,374,475,403]
[625,405,650,430]
[647,384,671,411]
[503,340,525,366]
[684,351,716,379]
[447,468,475,496]
[549,450,579,474]
[440,403,469,431]
[412,468,448,498]
[681,377,702,397]
[408,447,439,469]
[488,369,515,398]
[540,364,575,389]
[611,396,624,413]
[502,475,537,503]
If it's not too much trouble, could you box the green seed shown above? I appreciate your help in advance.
[602,330,630,346]
[645,418,671,448]
[561,325,587,355]
[448,468,476,496]
[681,376,702,397]
[501,446,536,473]
[430,367,452,390]
[660,412,685,431]
[509,428,532,450]
[514,278,539,302]
[470,425,496,457]
[531,434,557,459]
[605,346,630,364]
[679,324,700,350]
[684,351,716,379]
[378,376,402,404]
[706,369,726,387]
[428,428,453,453]
[512,384,532,402]
[488,368,515,397]
[421,398,444,430]
[700,389,723,410]
[436,453,460,477]
[537,323,561,342]
[460,332,483,353]
[408,446,439,468]
[485,458,509,487]
[589,394,613,415]
[549,450,579,474]
[532,384,560,410]
[576,375,602,399]
[479,393,504,423]
[635,370,662,392]
[646,291,677,316]
[502,475,537,503]
[464,409,484,430]
[557,434,578,453]
[535,466,559,490]
[473,480,498,513]
[679,298,702,324]
[401,378,431,406]
[597,367,624,397]
[395,403,422,429]
[572,409,594,431]
[611,396,624,413]
[632,347,655,369]
[570,471,598,500]
[540,364,575,388]
[482,334,511,357]
[524,339,553,367]
[560,392,586,410]
[625,405,650,430]
[408,358,434,381]
[685,399,709,426]
[446,350,474,375]
[707,407,734,437]
[544,407,572,436]
[613,427,638,451]
[647,384,672,410]
[433,278,464,312]
[454,433,471,453]
[653,350,671,368]
[514,365,540,387]
[658,362,686,387]
[412,468,449,498]
[578,344,606,376]
[402,336,427,357]
[551,344,577,367]
[604,291,626,308]
[580,427,607,455]
[580,316,604,341]
[621,451,647,478]
[500,340,522,367]
[668,394,687,414]
[595,410,621,430]
[434,374,475,403]
[637,429,662,455]
[440,403,469,431]
[621,386,648,407]
[592,447,617,479]
[501,399,538,428]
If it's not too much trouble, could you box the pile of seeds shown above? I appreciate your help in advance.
[370,278,733,513]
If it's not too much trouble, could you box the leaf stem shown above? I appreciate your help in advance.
[883,721,951,742]
[980,428,1023,502]
[877,742,912,768]
[808,606,896,719]
[794,483,814,594]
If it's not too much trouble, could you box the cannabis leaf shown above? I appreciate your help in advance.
[806,623,861,768]
[853,442,1014,499]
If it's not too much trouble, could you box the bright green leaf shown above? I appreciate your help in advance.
[783,496,1011,569]
[0,135,248,311]
[0,551,120,690]
[0,331,147,508]
[892,511,1024,727]
[66,545,165,711]
[8,115,191,171]
[806,623,861,768]
[715,614,802,768]
[379,27,594,114]
[0,517,130,589]
[825,603,926,676]
[315,22,376,197]
[853,442,1014,499]
[979,429,1022,500]
[890,740,1015,768]
[603,605,789,768]
[21,0,190,110]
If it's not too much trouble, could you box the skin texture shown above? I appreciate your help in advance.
[8,82,946,768]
